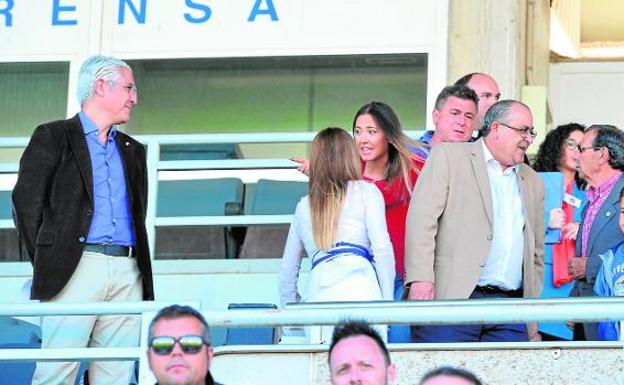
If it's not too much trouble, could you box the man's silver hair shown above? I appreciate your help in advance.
[76,55,131,105]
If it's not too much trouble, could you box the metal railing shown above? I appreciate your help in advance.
[0,131,425,255]
[1,297,623,362]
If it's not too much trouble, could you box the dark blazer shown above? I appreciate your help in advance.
[571,174,624,340]
[12,114,154,301]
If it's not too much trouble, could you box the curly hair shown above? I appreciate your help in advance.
[532,123,587,188]
[533,123,585,172]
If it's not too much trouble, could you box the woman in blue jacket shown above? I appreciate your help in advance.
[533,123,587,340]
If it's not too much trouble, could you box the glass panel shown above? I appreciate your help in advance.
[0,62,69,137]
[126,54,427,135]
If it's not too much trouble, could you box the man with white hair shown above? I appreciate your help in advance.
[13,55,153,384]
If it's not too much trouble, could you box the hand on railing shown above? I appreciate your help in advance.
[407,281,435,300]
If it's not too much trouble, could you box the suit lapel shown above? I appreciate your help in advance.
[66,115,94,203]
[587,176,624,256]
[517,166,533,235]
[470,139,493,227]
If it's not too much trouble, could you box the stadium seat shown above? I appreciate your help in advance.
[0,190,21,262]
[155,178,244,259]
[239,179,308,259]
[224,303,279,345]
[160,143,242,161]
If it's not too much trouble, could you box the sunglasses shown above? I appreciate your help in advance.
[149,335,208,355]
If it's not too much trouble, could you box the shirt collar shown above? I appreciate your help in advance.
[79,111,117,139]
[418,130,434,145]
[482,140,518,174]
[587,171,622,202]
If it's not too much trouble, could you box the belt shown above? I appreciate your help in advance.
[84,243,132,257]
[475,285,523,298]
[311,242,374,270]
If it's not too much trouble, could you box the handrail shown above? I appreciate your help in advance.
[0,298,623,365]
[0,301,200,317]
[0,130,426,256]
[1,297,622,324]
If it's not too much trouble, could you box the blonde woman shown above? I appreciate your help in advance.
[278,127,395,342]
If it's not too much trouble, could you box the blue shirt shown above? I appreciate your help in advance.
[594,241,624,340]
[412,130,433,159]
[79,112,135,246]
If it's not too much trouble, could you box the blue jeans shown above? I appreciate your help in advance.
[387,275,411,343]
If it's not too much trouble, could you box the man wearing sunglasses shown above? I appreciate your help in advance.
[569,125,624,340]
[406,100,544,343]
[148,305,223,385]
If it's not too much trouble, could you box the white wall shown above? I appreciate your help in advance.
[549,62,624,129]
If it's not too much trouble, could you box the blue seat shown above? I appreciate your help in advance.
[155,178,244,259]
[240,180,308,259]
[160,143,242,161]
[224,304,279,345]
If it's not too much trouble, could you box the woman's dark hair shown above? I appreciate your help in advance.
[352,101,423,194]
[532,123,586,188]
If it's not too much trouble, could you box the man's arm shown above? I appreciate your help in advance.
[12,125,59,261]
[404,146,450,300]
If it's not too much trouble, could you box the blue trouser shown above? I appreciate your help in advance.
[387,275,412,343]
[411,287,528,343]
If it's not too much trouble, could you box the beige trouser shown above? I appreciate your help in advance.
[32,251,143,385]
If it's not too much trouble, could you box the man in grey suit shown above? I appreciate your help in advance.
[569,124,624,340]
[405,100,544,342]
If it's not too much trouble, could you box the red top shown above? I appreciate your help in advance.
[552,181,577,287]
[362,158,425,278]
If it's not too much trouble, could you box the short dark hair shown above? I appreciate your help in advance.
[148,304,211,343]
[481,99,530,137]
[420,366,483,385]
[586,124,624,172]
[434,84,478,111]
[328,320,390,366]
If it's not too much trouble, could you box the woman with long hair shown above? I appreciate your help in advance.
[533,123,586,340]
[279,127,395,342]
[291,102,426,342]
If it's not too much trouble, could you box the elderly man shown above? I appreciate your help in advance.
[569,124,624,340]
[328,320,396,385]
[405,100,544,342]
[454,72,501,130]
[148,305,223,385]
[415,84,478,158]
[12,55,153,384]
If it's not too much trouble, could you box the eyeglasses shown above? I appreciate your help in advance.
[122,83,138,96]
[564,138,579,150]
[498,122,537,139]
[577,145,598,153]
[149,335,208,355]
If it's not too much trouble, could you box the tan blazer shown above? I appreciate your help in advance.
[404,139,544,299]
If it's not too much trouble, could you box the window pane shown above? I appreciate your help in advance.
[0,62,69,137]
[126,54,427,135]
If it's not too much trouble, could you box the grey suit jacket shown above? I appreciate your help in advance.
[404,139,545,300]
[571,174,624,340]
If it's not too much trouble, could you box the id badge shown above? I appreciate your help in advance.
[563,193,582,208]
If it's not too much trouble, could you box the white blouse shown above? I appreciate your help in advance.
[278,180,395,307]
